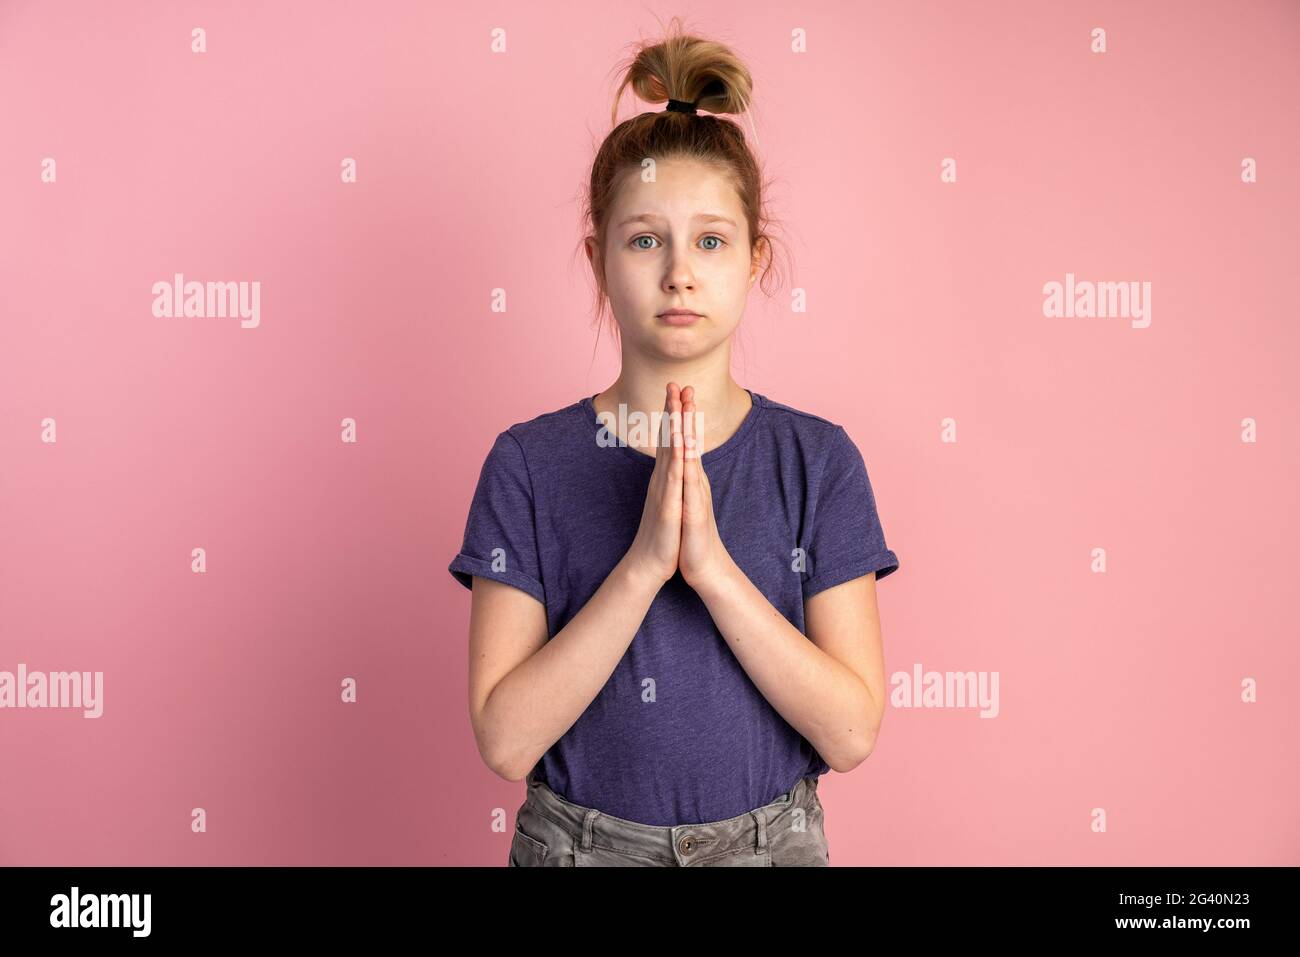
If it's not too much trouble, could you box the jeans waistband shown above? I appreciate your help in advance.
[519,773,821,866]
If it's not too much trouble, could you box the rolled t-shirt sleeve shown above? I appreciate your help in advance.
[447,430,546,606]
[801,425,899,600]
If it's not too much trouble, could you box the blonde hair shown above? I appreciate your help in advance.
[579,16,791,349]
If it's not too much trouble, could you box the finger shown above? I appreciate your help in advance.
[650,382,675,488]
[682,388,701,517]
[699,451,713,518]
[655,383,681,512]
[687,391,715,518]
[667,383,684,486]
[682,386,697,465]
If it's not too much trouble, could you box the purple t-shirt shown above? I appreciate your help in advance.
[448,389,898,826]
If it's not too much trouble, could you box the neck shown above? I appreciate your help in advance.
[594,360,751,456]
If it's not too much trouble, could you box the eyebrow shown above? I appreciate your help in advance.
[615,213,738,229]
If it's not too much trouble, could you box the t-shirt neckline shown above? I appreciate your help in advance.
[580,388,765,466]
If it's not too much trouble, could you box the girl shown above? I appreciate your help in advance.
[448,21,898,866]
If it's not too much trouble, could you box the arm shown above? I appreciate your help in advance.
[468,556,663,782]
[693,562,886,772]
[468,383,689,782]
[675,387,886,772]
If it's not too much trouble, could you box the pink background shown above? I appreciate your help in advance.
[2,0,1297,865]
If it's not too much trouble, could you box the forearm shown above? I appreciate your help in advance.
[693,558,879,771]
[483,555,664,780]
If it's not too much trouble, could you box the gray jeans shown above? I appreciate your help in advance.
[508,773,831,866]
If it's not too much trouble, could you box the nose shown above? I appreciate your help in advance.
[663,248,696,293]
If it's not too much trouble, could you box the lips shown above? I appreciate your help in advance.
[658,310,702,326]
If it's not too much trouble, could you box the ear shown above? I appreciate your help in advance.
[749,236,767,284]
[585,235,605,287]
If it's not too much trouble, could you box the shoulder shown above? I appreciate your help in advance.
[754,391,843,432]
[503,396,587,440]
[752,391,855,463]
[482,397,587,453]
[474,397,588,478]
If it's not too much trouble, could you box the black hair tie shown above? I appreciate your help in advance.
[665,98,698,114]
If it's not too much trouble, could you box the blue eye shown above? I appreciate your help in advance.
[629,234,727,250]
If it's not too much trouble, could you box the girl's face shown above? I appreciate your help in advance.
[590,157,758,360]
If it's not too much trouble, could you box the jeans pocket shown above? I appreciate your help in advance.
[508,823,549,867]
[804,779,830,866]
[813,794,830,865]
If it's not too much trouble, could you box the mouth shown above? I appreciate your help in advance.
[657,310,703,326]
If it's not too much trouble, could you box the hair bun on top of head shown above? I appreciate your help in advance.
[613,22,753,121]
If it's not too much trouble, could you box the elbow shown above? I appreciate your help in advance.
[488,757,529,783]
[473,685,533,782]
[480,745,511,781]
[477,729,535,783]
[477,732,531,782]
[829,734,877,773]
[827,736,875,773]
[480,742,529,782]
[473,725,521,783]
[827,708,882,773]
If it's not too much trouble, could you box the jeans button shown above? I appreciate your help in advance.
[678,835,696,855]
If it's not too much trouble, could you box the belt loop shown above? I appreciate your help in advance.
[751,809,768,853]
[581,809,599,851]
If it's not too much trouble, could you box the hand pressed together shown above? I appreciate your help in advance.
[626,382,734,594]
[676,384,732,593]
